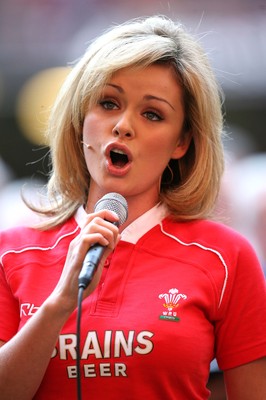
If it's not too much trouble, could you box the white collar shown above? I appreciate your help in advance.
[74,203,168,244]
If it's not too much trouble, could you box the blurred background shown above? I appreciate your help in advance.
[0,0,265,267]
[0,1,265,398]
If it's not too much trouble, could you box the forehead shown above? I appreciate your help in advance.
[110,63,179,85]
[106,64,184,107]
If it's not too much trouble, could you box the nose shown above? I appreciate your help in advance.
[112,113,135,139]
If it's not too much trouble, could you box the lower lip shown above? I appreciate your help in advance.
[105,160,132,177]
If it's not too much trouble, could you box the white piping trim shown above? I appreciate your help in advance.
[0,225,80,266]
[160,222,228,308]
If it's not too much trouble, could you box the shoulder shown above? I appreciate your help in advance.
[0,217,79,263]
[162,217,257,258]
[160,217,263,304]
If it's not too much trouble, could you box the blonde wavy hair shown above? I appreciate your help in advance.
[30,15,224,229]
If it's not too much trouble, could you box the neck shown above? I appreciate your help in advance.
[86,189,160,230]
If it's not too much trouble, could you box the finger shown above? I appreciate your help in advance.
[82,217,119,241]
[82,209,119,229]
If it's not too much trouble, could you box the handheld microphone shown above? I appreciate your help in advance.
[78,192,128,289]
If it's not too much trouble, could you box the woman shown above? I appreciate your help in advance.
[0,15,265,399]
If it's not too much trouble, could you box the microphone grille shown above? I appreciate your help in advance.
[94,192,128,226]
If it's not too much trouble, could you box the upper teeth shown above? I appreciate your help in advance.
[112,149,126,155]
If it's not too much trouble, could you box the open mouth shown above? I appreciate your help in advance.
[110,149,129,168]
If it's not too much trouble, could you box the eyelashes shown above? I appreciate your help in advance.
[99,100,118,110]
[143,111,163,121]
[99,99,164,122]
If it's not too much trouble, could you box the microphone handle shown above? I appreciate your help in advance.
[78,244,105,289]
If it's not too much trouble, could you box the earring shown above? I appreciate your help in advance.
[162,163,174,186]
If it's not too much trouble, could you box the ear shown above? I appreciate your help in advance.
[171,132,192,160]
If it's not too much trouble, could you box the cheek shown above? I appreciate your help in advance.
[82,117,93,142]
[82,113,102,142]
[146,136,177,161]
[142,146,172,177]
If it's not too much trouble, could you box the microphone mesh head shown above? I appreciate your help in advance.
[94,193,128,226]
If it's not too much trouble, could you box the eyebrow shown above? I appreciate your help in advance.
[144,95,175,111]
[106,83,176,111]
[106,83,123,92]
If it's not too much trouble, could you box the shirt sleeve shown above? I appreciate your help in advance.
[214,237,266,370]
[0,264,20,342]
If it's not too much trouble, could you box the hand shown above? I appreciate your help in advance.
[49,209,120,314]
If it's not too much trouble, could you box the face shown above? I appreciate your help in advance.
[82,63,190,208]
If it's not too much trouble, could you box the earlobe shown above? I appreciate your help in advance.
[171,133,192,159]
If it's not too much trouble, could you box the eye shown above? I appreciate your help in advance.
[143,111,163,121]
[99,100,119,110]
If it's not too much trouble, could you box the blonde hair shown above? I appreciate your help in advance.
[31,15,224,229]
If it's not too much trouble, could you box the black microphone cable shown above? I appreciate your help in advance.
[75,193,128,400]
[76,286,84,400]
